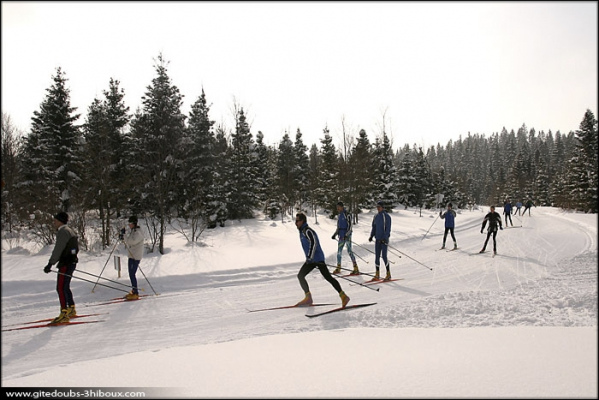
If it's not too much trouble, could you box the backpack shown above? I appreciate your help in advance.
[60,234,79,265]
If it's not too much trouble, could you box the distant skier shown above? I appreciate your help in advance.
[522,199,535,216]
[295,212,350,308]
[480,206,503,255]
[332,201,359,275]
[439,202,457,250]
[513,200,523,216]
[503,199,513,226]
[369,200,392,281]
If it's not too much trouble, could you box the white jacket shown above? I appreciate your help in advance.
[124,227,144,260]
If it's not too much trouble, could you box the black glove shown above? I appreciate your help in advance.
[368,236,373,242]
[500,227,503,230]
[331,233,337,240]
[119,228,126,240]
[480,230,483,234]
[44,264,52,274]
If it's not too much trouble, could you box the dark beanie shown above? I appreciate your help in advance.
[337,201,344,207]
[54,212,69,224]
[128,216,138,224]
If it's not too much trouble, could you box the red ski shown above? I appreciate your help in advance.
[247,303,336,313]
[3,319,104,332]
[364,278,404,285]
[305,302,377,318]
[92,294,150,306]
[4,313,106,327]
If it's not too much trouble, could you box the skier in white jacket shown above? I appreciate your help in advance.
[122,215,144,300]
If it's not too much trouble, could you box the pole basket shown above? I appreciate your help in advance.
[114,255,121,278]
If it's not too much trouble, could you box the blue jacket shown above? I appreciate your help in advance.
[335,208,352,240]
[503,202,512,215]
[299,223,325,263]
[370,210,391,241]
[440,209,456,228]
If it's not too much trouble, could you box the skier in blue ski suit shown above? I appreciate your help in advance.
[503,199,513,226]
[369,201,392,280]
[295,213,349,308]
[439,202,457,249]
[332,202,359,275]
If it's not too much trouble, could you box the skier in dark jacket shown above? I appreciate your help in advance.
[369,201,392,281]
[44,212,79,324]
[480,206,503,254]
[295,213,350,308]
[522,199,535,216]
[332,202,359,275]
[439,202,457,249]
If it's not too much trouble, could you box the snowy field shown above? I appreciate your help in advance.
[1,205,597,398]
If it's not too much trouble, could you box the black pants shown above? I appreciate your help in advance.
[297,261,342,294]
[505,213,513,226]
[482,230,498,252]
[443,227,456,245]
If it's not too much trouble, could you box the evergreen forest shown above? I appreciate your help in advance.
[2,55,597,254]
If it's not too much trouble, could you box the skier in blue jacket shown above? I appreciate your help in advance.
[332,201,359,275]
[295,213,350,308]
[503,199,513,226]
[369,201,392,281]
[440,202,457,249]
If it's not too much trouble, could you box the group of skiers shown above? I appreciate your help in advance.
[296,197,538,308]
[43,197,537,320]
[44,213,144,324]
[295,200,392,309]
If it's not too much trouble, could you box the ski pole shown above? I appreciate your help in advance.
[137,266,159,295]
[53,270,129,293]
[334,273,379,292]
[422,213,440,241]
[122,233,159,295]
[352,241,397,263]
[384,243,433,271]
[77,269,142,292]
[327,263,380,280]
[352,241,376,255]
[333,238,369,264]
[92,236,121,293]
[353,251,369,264]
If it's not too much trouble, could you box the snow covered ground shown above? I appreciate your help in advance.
[1,205,597,398]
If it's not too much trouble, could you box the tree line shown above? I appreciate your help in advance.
[2,54,597,254]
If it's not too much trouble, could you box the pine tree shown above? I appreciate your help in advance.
[129,54,186,254]
[180,88,215,241]
[228,107,259,220]
[277,132,295,216]
[81,78,130,247]
[18,67,82,244]
[372,132,397,210]
[293,128,310,212]
[566,109,598,212]
[208,125,230,227]
[316,127,340,216]
[349,128,374,217]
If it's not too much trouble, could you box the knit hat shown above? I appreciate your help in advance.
[337,201,344,207]
[54,212,69,224]
[376,201,384,207]
[128,216,138,224]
